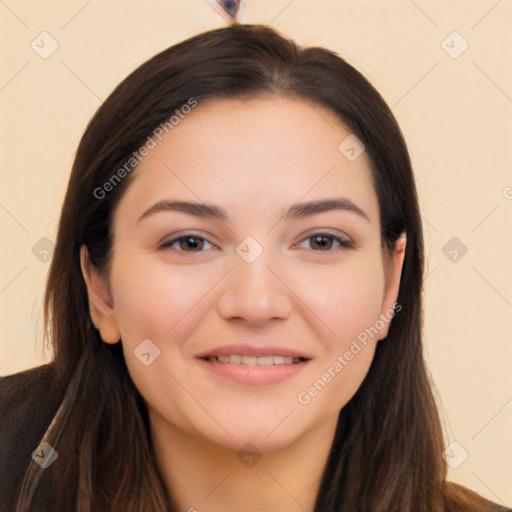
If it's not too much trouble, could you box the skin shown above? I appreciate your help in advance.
[81,96,406,511]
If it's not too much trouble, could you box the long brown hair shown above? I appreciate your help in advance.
[17,24,501,511]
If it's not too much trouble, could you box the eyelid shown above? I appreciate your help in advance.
[293,230,355,250]
[159,231,218,251]
[296,228,354,245]
[159,229,214,242]
[158,229,355,252]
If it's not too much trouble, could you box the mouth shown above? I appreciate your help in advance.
[202,355,308,366]
[195,345,311,385]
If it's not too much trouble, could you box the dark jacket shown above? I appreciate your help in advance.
[1,363,510,511]
[0,363,66,511]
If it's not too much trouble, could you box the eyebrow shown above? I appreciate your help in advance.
[137,197,370,224]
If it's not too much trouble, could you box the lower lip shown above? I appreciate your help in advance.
[197,358,309,385]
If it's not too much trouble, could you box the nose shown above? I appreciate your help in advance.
[216,250,292,326]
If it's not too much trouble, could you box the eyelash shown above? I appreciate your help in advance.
[159,232,355,252]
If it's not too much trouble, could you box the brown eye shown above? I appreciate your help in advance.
[310,235,334,250]
[178,236,204,251]
[296,233,354,251]
[160,235,214,252]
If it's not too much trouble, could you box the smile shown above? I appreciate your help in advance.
[205,355,305,365]
[198,356,310,385]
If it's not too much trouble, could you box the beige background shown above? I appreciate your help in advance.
[1,0,511,505]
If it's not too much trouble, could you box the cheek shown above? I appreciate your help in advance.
[109,254,216,345]
[291,253,385,412]
[108,257,219,432]
[291,253,386,348]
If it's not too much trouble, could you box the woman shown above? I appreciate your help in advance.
[0,24,509,512]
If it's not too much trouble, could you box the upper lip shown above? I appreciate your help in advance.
[196,344,312,359]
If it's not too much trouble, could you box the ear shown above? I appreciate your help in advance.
[377,233,407,340]
[80,245,121,344]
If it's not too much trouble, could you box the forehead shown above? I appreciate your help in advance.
[115,96,379,226]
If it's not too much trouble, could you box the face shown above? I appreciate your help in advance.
[82,96,405,453]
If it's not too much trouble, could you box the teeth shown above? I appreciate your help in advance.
[206,355,303,366]
[257,356,274,366]
[241,355,258,366]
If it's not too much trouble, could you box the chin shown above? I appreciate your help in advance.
[205,427,302,454]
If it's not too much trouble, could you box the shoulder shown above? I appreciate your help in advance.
[0,363,65,428]
[0,361,61,401]
[445,481,512,512]
[0,363,66,511]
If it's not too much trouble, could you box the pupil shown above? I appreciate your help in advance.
[312,235,331,250]
[181,236,202,251]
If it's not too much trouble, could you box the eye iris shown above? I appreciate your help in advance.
[179,236,203,251]
[311,235,333,250]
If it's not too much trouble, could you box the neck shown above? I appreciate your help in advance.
[149,410,338,512]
